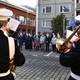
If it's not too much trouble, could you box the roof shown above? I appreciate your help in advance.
[0,0,36,15]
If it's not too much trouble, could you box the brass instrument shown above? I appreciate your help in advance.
[10,65,16,72]
[10,58,16,72]
[56,26,80,51]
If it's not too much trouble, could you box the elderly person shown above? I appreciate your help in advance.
[51,34,57,51]
[40,33,45,51]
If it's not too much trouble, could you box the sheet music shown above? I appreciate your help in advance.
[7,18,20,31]
[66,30,78,42]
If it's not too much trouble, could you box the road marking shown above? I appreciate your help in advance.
[55,56,59,57]
[32,55,38,56]
[44,51,53,57]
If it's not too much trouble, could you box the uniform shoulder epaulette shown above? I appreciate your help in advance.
[74,38,80,42]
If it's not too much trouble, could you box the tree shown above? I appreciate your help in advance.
[51,13,65,36]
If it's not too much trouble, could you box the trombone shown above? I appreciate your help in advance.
[56,26,80,51]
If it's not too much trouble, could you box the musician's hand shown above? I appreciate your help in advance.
[60,42,73,53]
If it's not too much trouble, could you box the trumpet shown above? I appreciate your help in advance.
[56,26,80,51]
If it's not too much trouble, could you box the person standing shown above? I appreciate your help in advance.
[45,33,51,52]
[0,8,25,80]
[18,30,23,50]
[28,33,33,51]
[40,33,45,51]
[51,34,57,52]
[25,33,29,50]
[59,29,80,80]
[35,35,40,51]
[57,32,60,38]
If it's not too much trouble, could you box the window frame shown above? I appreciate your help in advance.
[42,6,51,14]
[59,5,71,13]
[42,20,51,28]
[66,19,70,28]
[27,18,35,26]
[77,0,80,3]
[15,15,25,25]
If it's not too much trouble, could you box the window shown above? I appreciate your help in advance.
[19,16,25,24]
[59,5,71,13]
[43,8,46,13]
[66,20,70,26]
[77,0,80,3]
[42,20,51,28]
[42,7,51,13]
[42,21,46,27]
[77,11,80,15]
[46,7,51,13]
[15,15,25,24]
[66,20,71,29]
[27,18,35,26]
[46,21,51,27]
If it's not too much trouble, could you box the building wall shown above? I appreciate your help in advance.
[38,0,75,33]
[0,2,36,34]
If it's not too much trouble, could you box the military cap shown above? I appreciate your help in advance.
[0,8,13,21]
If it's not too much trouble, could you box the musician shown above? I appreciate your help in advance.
[0,8,25,80]
[59,29,80,80]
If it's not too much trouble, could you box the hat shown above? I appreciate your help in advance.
[0,8,13,21]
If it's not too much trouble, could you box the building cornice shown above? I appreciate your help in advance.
[0,0,36,15]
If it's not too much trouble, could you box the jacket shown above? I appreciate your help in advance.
[51,37,57,45]
[60,38,80,76]
[0,30,25,79]
[40,35,45,44]
[45,36,51,44]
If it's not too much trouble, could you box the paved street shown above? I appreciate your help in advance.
[15,47,70,80]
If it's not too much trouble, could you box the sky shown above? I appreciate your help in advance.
[8,0,37,8]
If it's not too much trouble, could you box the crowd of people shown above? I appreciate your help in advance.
[16,31,61,53]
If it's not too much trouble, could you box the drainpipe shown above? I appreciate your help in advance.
[74,0,76,19]
[55,0,56,16]
[36,0,39,35]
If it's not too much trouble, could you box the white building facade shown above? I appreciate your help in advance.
[36,0,76,34]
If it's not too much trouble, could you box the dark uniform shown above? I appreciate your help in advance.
[0,30,25,80]
[0,8,25,80]
[45,36,51,52]
[59,38,80,80]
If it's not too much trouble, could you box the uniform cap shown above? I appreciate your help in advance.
[0,8,13,21]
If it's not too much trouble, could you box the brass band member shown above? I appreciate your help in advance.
[59,28,80,80]
[0,8,25,80]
